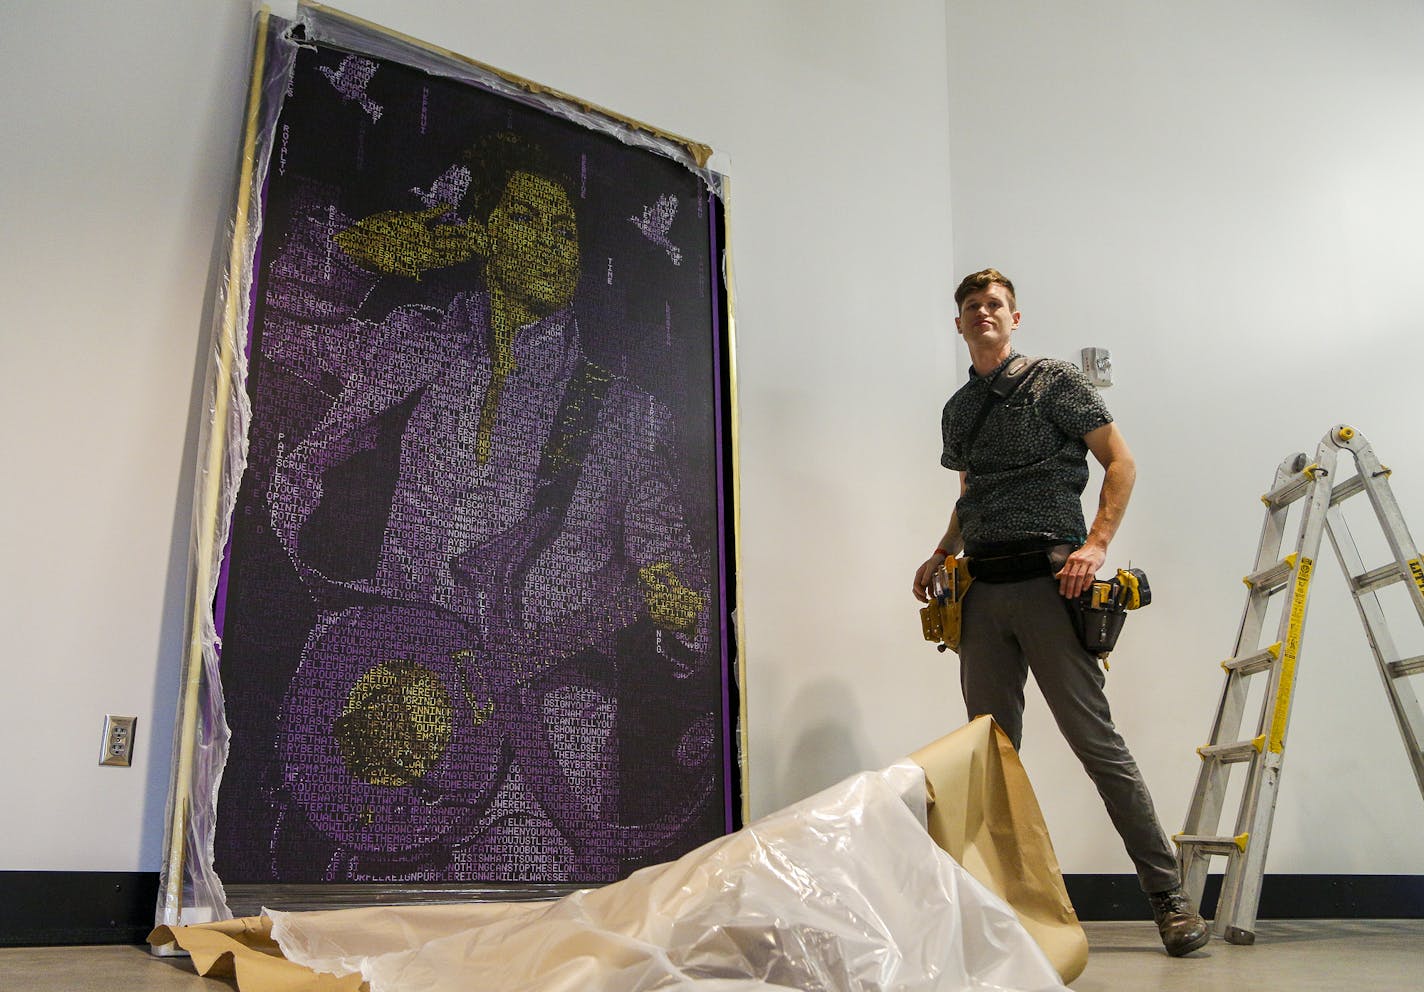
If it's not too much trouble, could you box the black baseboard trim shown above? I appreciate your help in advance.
[2,871,1421,945]
[1065,873,1424,920]
[0,872,160,947]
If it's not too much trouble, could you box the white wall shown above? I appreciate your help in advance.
[945,0,1424,875]
[1,0,261,872]
[0,0,959,871]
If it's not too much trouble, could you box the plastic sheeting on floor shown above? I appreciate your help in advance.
[152,717,1084,991]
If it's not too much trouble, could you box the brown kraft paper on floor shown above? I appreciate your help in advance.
[911,714,1089,983]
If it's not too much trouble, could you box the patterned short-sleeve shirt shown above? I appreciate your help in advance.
[941,351,1112,555]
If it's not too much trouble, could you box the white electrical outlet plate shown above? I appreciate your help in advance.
[100,715,137,767]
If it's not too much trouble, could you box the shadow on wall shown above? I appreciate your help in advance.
[778,677,875,802]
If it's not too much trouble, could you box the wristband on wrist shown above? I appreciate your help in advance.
[934,547,952,558]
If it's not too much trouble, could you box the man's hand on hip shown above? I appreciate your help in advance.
[1056,541,1106,598]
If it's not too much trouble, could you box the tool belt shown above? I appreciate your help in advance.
[967,549,1056,583]
[920,555,1151,660]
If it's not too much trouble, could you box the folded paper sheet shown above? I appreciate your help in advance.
[913,716,1089,982]
[152,718,1084,990]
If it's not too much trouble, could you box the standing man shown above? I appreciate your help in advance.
[912,268,1208,957]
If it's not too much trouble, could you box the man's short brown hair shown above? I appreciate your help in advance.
[954,268,1016,311]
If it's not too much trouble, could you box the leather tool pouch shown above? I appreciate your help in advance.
[1068,599,1129,656]
[1066,567,1151,660]
[920,556,975,653]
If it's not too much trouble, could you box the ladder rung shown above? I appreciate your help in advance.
[1223,643,1281,676]
[1388,655,1424,679]
[1328,473,1367,506]
[1244,555,1297,595]
[1262,469,1316,508]
[1351,563,1405,594]
[1198,738,1263,763]
[1175,833,1249,856]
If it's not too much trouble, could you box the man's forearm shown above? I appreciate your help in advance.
[1086,456,1135,550]
[935,473,968,557]
[936,512,964,557]
[915,511,962,601]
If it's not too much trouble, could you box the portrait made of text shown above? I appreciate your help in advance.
[194,17,738,897]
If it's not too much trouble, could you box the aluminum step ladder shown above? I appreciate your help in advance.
[1176,425,1424,945]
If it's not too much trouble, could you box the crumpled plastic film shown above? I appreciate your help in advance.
[155,0,737,929]
[255,762,1069,992]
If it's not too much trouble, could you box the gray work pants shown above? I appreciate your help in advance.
[958,574,1180,894]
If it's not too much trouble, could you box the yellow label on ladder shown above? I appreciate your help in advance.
[1408,558,1424,598]
[1269,557,1314,753]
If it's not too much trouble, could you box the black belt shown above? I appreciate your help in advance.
[968,551,1055,584]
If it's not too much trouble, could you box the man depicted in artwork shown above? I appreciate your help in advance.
[265,132,715,881]
[911,269,1208,956]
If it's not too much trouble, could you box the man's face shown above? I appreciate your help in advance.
[954,283,1020,349]
[484,170,580,318]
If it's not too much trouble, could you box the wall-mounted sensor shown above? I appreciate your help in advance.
[1081,347,1112,387]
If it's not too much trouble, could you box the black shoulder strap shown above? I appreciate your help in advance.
[963,355,1044,460]
[988,355,1044,400]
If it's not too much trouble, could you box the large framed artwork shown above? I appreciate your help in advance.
[159,3,741,923]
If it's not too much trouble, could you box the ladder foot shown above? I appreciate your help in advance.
[1224,926,1256,946]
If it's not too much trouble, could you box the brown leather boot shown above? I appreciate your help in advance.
[1148,888,1209,956]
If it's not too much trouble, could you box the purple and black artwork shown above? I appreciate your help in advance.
[211,35,734,886]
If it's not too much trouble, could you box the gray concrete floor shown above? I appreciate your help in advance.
[1070,920,1423,991]
[0,920,1420,990]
